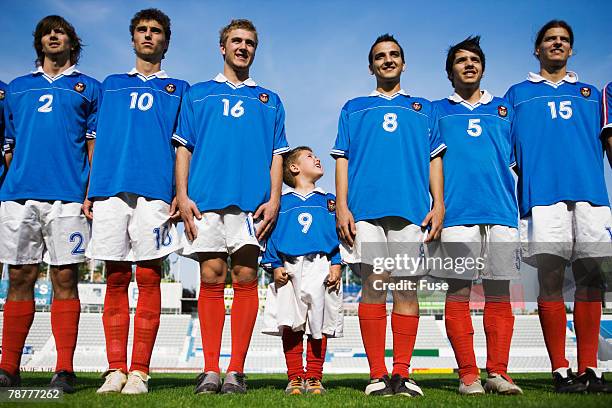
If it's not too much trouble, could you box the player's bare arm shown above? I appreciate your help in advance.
[254,154,282,240]
[175,145,201,240]
[604,129,612,168]
[4,150,12,168]
[421,156,444,242]
[82,139,95,220]
[334,157,356,246]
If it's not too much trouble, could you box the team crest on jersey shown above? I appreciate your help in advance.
[0,89,4,100]
[74,82,85,93]
[327,199,336,212]
[412,101,422,111]
[498,105,508,117]
[165,83,176,94]
[259,93,269,103]
[580,87,591,98]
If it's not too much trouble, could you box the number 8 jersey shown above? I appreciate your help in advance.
[88,69,189,204]
[505,72,608,217]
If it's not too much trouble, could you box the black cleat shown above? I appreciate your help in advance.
[575,368,612,393]
[364,375,393,396]
[390,374,424,397]
[552,368,587,394]
[49,370,77,394]
[220,371,247,394]
[0,368,21,387]
[194,371,222,394]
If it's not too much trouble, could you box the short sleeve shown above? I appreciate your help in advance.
[331,105,350,159]
[3,85,15,149]
[85,80,101,139]
[602,83,612,130]
[429,105,446,159]
[272,98,289,155]
[261,232,283,270]
[172,87,197,151]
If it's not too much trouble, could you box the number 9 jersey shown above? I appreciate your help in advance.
[504,72,608,217]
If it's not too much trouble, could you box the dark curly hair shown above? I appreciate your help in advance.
[33,15,83,66]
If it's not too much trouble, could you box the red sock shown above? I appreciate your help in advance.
[282,330,304,380]
[358,303,388,378]
[102,264,132,372]
[391,312,418,378]
[130,265,161,374]
[537,299,569,370]
[227,279,258,373]
[574,301,601,374]
[484,298,514,377]
[51,299,80,373]
[0,300,35,374]
[305,336,327,380]
[445,297,478,382]
[198,282,226,373]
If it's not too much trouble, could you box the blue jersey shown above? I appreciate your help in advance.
[603,82,612,132]
[173,74,289,212]
[505,73,608,217]
[0,66,100,203]
[0,80,7,181]
[435,92,518,228]
[331,90,445,224]
[261,188,341,269]
[88,70,189,203]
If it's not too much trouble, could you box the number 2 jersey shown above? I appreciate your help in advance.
[261,188,341,269]
[505,72,608,217]
[0,66,100,203]
[434,91,518,228]
[173,74,289,213]
[331,90,445,224]
[88,69,189,204]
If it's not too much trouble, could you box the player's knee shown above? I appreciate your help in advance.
[106,268,133,288]
[446,278,471,300]
[231,265,257,283]
[136,267,161,287]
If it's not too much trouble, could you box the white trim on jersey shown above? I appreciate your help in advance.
[330,149,346,158]
[31,65,80,83]
[431,143,447,158]
[273,146,290,155]
[369,89,409,100]
[213,73,257,88]
[172,134,188,146]
[448,90,494,110]
[281,187,327,201]
[527,71,578,88]
[127,68,169,81]
[603,82,611,129]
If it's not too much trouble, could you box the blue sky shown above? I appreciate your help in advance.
[1,0,611,288]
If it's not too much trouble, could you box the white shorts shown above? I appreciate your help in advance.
[261,253,344,339]
[520,201,612,265]
[0,200,89,265]
[86,193,180,262]
[429,225,520,280]
[340,217,428,275]
[180,207,261,258]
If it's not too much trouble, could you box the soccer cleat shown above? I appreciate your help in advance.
[364,375,393,396]
[0,368,21,387]
[304,377,326,395]
[552,367,587,394]
[49,371,77,394]
[96,369,127,394]
[458,375,485,395]
[390,374,424,397]
[575,367,612,393]
[285,377,305,395]
[483,373,522,395]
[220,371,247,394]
[195,371,222,394]
[121,370,150,395]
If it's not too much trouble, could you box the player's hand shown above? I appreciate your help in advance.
[421,202,445,242]
[82,198,94,220]
[273,267,289,287]
[336,204,356,247]
[326,264,342,292]
[169,196,181,221]
[254,198,280,240]
[177,194,201,241]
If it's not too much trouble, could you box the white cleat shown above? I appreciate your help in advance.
[96,369,127,394]
[458,377,485,395]
[484,373,523,395]
[121,370,150,395]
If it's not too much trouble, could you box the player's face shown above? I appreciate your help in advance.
[41,28,73,59]
[535,27,572,68]
[369,41,405,81]
[450,49,483,88]
[132,19,168,61]
[221,29,257,71]
[295,150,324,181]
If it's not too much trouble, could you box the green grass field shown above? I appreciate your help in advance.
[3,372,612,407]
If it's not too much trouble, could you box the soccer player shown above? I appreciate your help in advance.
[174,19,289,394]
[86,9,187,395]
[260,146,343,395]
[505,20,612,393]
[0,16,100,393]
[431,36,522,395]
[603,82,612,167]
[332,34,445,397]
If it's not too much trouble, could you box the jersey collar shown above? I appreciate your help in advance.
[32,65,80,83]
[448,90,493,110]
[369,89,409,100]
[128,68,169,81]
[527,71,578,88]
[213,73,257,89]
[282,187,327,200]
